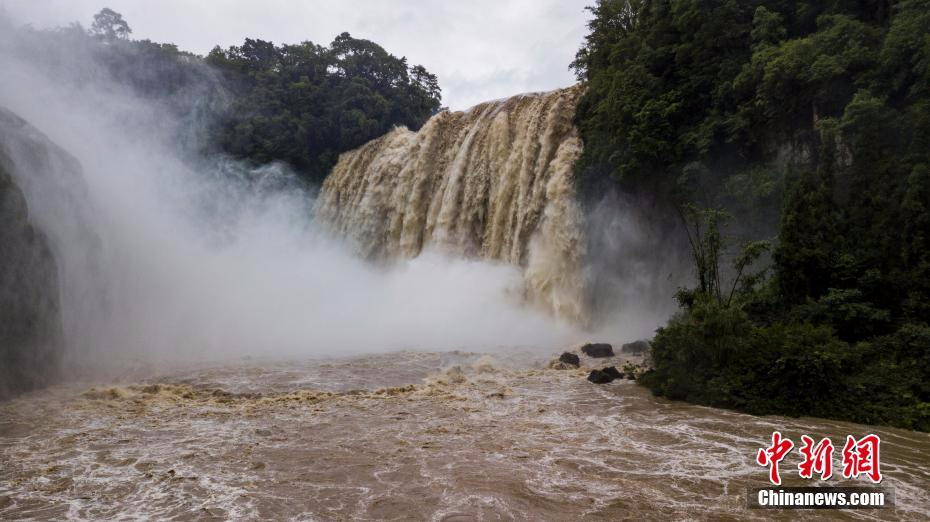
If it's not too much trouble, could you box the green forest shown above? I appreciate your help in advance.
[205,34,441,182]
[573,0,930,431]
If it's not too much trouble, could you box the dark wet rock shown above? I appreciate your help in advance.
[1,106,97,399]
[587,368,618,384]
[0,161,60,399]
[621,340,650,355]
[602,366,623,380]
[558,352,580,367]
[586,369,612,384]
[626,373,636,380]
[580,343,614,358]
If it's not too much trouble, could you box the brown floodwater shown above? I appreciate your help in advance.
[1,350,928,520]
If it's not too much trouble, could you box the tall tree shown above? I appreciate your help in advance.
[90,8,132,41]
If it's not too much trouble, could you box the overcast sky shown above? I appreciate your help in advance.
[2,0,591,110]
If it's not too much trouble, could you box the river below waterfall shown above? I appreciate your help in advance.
[1,350,928,520]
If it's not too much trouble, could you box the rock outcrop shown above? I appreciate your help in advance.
[0,107,97,398]
[0,144,60,397]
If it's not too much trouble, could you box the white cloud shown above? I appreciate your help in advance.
[1,0,590,110]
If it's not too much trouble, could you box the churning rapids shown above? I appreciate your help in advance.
[2,351,930,520]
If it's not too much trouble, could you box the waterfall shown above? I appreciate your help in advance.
[317,86,588,324]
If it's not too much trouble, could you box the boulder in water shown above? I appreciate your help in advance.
[581,343,614,358]
[587,366,622,384]
[621,340,650,355]
[558,352,580,367]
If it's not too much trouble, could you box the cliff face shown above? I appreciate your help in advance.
[317,86,588,323]
[0,107,96,398]
[0,120,60,397]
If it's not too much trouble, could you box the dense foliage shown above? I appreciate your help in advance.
[206,34,442,182]
[573,0,930,431]
[0,10,442,184]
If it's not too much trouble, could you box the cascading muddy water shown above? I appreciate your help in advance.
[317,86,588,324]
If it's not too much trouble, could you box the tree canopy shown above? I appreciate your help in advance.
[90,7,132,41]
[206,33,442,182]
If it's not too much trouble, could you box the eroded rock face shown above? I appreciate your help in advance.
[0,107,96,399]
[0,160,60,398]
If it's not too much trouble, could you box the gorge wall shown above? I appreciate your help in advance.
[0,109,61,397]
[317,86,588,324]
[0,107,98,398]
